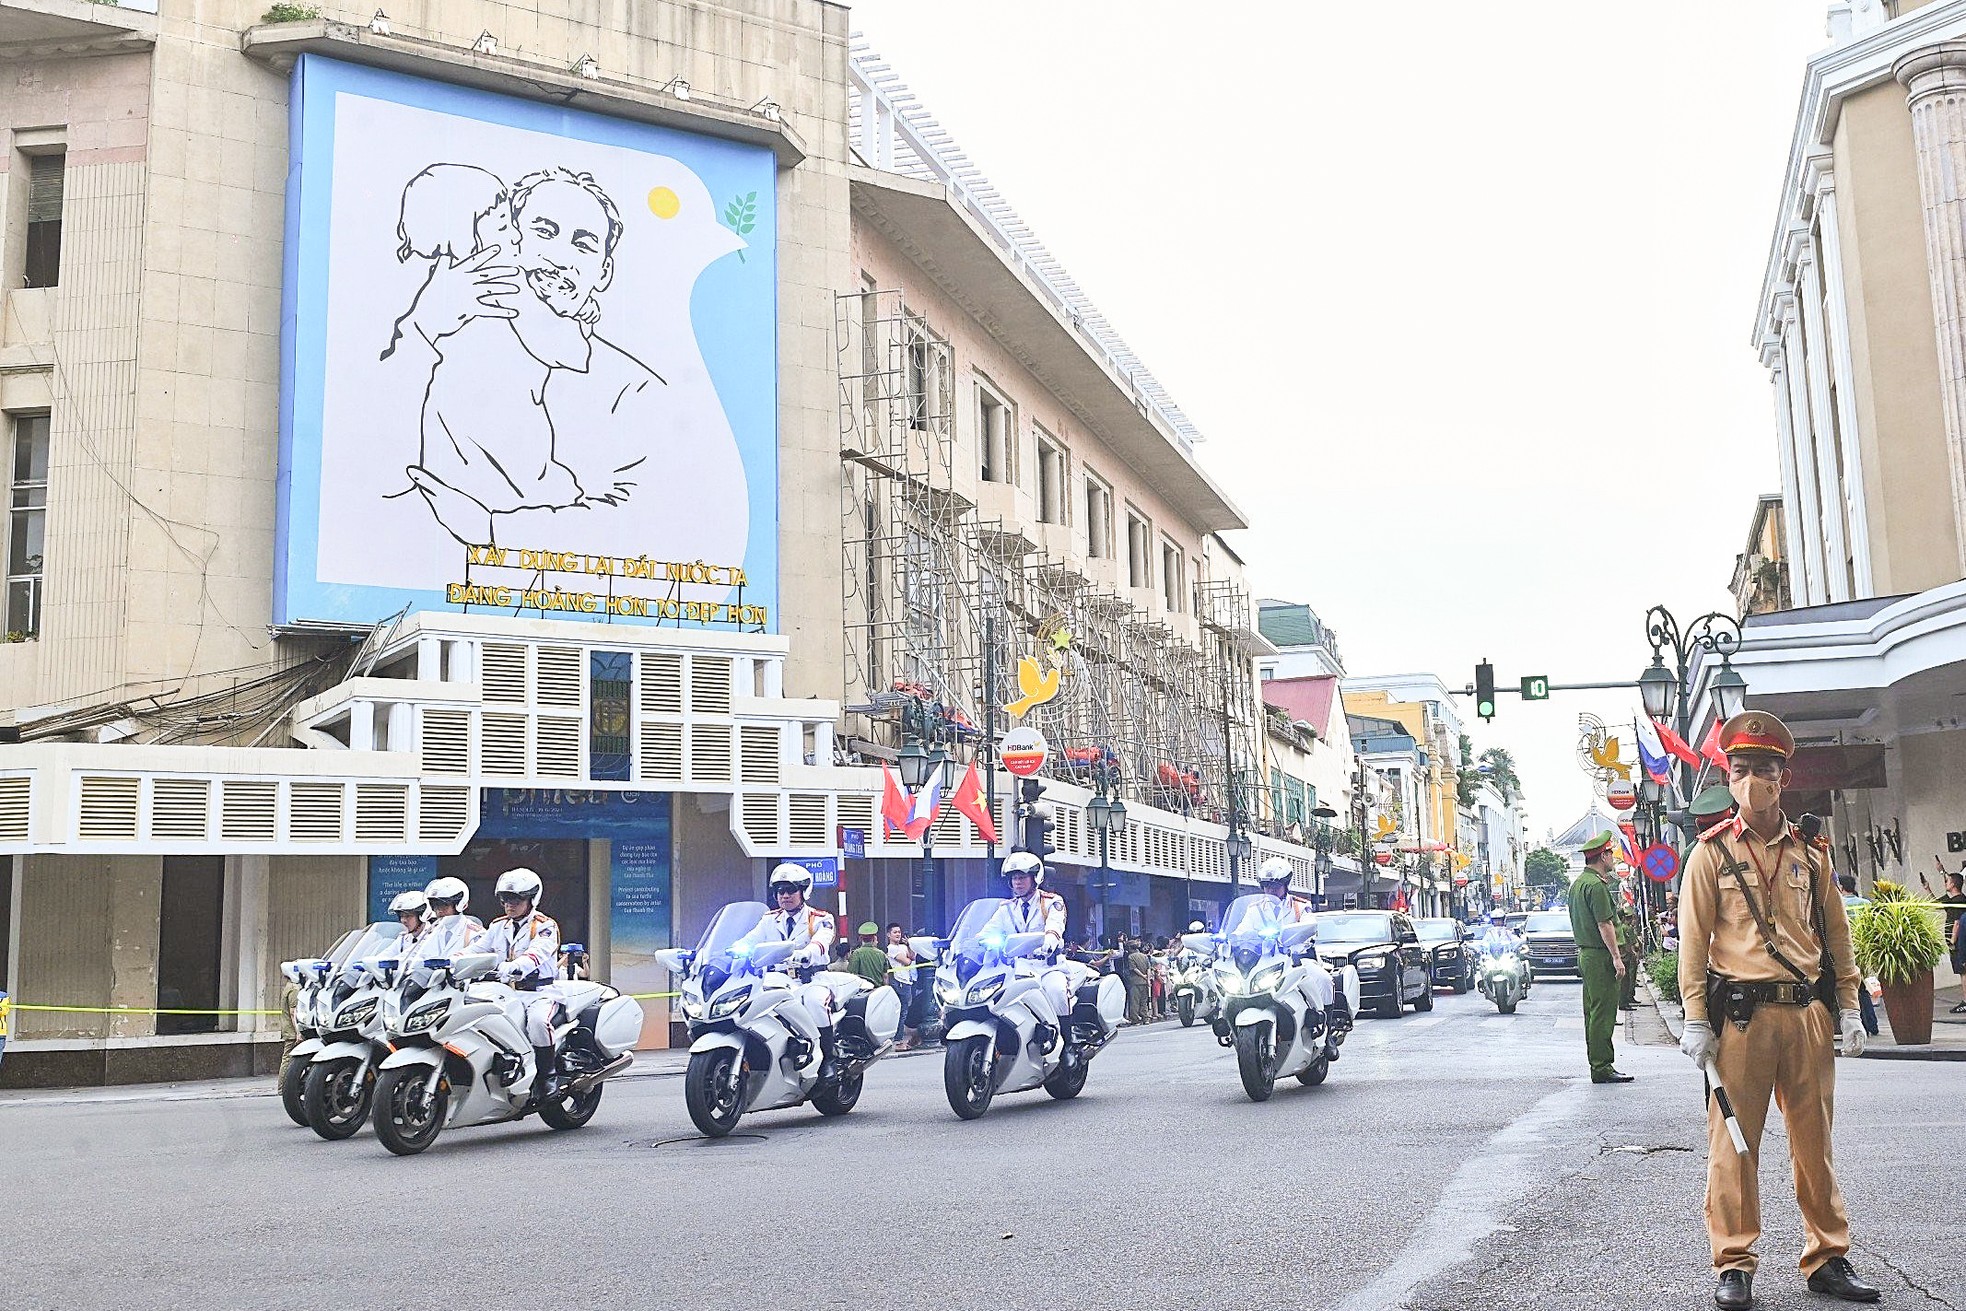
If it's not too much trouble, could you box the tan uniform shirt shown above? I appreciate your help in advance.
[1677,813,1859,1024]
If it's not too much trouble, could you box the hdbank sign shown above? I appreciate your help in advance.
[276,56,778,632]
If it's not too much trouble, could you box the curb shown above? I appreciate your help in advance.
[1645,973,1966,1061]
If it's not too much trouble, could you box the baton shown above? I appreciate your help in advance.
[1703,1057,1750,1157]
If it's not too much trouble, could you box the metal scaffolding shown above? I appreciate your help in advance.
[836,289,1255,814]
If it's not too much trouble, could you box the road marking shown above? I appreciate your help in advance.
[1334,1079,1595,1311]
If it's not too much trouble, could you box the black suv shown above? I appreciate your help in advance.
[1521,910,1581,977]
[1414,918,1474,993]
[1308,911,1433,1018]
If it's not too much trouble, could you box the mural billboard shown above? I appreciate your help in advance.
[277,56,777,632]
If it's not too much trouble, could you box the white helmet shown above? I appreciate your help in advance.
[1187,920,1205,934]
[424,876,469,912]
[1258,856,1293,888]
[767,862,813,896]
[388,890,430,920]
[1003,851,1045,886]
[495,868,544,907]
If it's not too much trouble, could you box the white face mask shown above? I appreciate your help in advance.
[1730,774,1780,815]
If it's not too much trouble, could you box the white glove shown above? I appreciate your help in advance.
[499,960,529,983]
[1840,1010,1867,1057]
[1680,1019,1715,1067]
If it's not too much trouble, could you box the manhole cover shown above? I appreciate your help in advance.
[628,1132,769,1149]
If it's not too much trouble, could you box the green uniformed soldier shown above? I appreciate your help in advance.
[1680,785,1736,872]
[1570,831,1631,1083]
[1615,888,1641,1010]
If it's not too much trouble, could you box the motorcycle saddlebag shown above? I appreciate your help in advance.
[1078,975,1125,1026]
[592,995,645,1058]
[839,985,900,1051]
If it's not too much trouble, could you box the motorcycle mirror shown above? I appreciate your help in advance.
[907,936,942,961]
[1002,931,1046,959]
[450,952,499,981]
[748,940,796,971]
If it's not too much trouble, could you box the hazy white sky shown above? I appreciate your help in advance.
[844,0,1832,839]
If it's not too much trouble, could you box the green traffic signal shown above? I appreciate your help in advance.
[1475,660,1496,722]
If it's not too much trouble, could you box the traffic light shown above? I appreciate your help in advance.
[1475,660,1497,722]
[1016,777,1056,860]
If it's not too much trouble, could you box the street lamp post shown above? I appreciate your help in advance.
[1312,803,1338,906]
[899,697,960,933]
[1637,606,1749,928]
[1087,765,1127,945]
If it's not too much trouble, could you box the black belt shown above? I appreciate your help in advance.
[1735,979,1817,1006]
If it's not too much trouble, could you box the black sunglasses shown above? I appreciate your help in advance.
[770,884,802,896]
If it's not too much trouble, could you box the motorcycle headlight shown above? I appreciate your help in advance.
[402,1000,449,1034]
[966,975,1006,1006]
[335,997,378,1030]
[679,983,706,1021]
[1248,962,1286,995]
[936,971,965,1006]
[1212,962,1243,995]
[706,985,753,1020]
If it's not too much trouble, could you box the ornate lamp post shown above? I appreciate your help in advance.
[1312,803,1338,906]
[1087,765,1128,944]
[898,697,959,932]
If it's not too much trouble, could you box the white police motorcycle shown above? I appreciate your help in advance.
[1168,941,1222,1029]
[1208,894,1360,1102]
[1475,933,1532,1015]
[370,945,642,1155]
[277,924,372,1126]
[928,897,1125,1120]
[660,901,900,1139]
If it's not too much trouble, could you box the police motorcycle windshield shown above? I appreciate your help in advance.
[947,897,1011,984]
[331,923,405,994]
[1222,894,1288,962]
[692,900,772,988]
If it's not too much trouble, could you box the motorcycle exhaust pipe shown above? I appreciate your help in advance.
[564,1053,633,1094]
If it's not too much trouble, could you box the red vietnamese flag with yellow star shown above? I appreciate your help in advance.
[949,761,999,845]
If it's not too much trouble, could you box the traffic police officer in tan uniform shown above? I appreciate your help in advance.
[1677,711,1878,1309]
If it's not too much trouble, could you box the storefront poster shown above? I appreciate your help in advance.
[477,787,668,838]
[368,854,438,922]
[609,836,673,1018]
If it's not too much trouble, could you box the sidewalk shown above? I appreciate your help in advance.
[1645,975,1966,1061]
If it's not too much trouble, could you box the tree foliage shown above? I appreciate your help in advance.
[1479,747,1521,803]
[1525,846,1570,891]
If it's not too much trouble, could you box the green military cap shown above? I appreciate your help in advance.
[1578,830,1616,856]
[857,921,879,935]
[1689,785,1735,819]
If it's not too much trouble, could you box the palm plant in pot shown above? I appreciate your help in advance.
[1850,880,1947,1045]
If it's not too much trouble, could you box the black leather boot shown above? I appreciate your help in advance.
[816,1027,842,1083]
[530,1046,558,1103]
[1713,1269,1751,1310]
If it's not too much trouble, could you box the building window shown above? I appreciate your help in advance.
[1084,470,1114,559]
[1160,539,1184,612]
[903,314,945,430]
[1126,510,1152,590]
[23,152,64,290]
[7,414,49,639]
[1035,429,1066,524]
[978,380,1014,484]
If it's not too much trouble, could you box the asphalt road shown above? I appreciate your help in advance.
[7,982,1960,1311]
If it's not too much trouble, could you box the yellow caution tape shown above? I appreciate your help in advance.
[625,991,680,1001]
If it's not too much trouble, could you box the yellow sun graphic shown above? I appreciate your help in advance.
[647,186,681,219]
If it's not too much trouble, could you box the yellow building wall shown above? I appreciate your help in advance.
[1342,690,1459,864]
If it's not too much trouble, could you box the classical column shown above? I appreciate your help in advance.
[1780,294,1831,605]
[1795,234,1852,602]
[1812,168,1876,596]
[1764,338,1812,604]
[1895,43,1966,574]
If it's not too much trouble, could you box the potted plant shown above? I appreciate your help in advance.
[1850,880,1947,1045]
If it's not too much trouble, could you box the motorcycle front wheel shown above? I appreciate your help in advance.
[279,1054,309,1127]
[1296,1053,1330,1086]
[1177,993,1196,1028]
[302,1059,372,1141]
[944,1035,996,1120]
[1234,1024,1276,1102]
[373,1066,448,1156]
[685,1049,748,1138]
[1497,994,1518,1015]
[811,1069,864,1117]
[538,1083,603,1130]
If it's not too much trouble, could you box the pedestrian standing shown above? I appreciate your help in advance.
[885,923,918,1049]
[1569,831,1631,1084]
[1124,938,1152,1025]
[1836,876,1879,1037]
[1930,870,1966,1013]
[1677,711,1877,1309]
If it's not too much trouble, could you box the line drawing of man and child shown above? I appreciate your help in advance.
[379,162,664,549]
